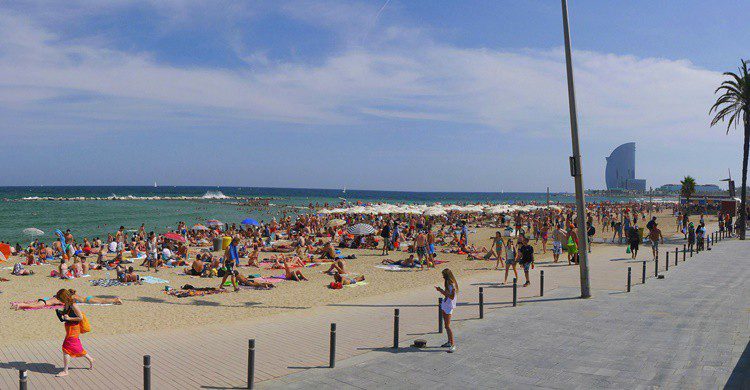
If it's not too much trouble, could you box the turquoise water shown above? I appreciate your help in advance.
[0,186,623,245]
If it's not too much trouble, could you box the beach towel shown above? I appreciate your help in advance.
[166,287,227,298]
[345,281,367,287]
[140,276,169,284]
[375,265,413,272]
[11,300,113,311]
[270,274,287,280]
[90,278,133,287]
[252,277,282,284]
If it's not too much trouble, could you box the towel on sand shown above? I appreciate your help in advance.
[140,276,169,284]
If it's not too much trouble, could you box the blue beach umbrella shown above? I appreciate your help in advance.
[241,218,259,226]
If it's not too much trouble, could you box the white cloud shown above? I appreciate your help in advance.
[0,6,725,146]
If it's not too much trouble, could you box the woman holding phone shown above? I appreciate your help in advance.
[436,268,459,353]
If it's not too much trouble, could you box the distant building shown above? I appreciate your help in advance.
[605,142,646,191]
[658,184,723,193]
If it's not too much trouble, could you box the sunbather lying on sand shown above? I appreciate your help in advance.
[284,260,307,281]
[381,255,417,268]
[333,273,365,286]
[13,291,122,310]
[235,273,275,289]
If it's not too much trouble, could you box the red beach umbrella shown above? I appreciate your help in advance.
[163,233,187,243]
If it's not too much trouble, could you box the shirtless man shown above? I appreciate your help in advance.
[551,224,567,263]
[415,231,428,269]
[648,222,664,261]
[324,259,347,275]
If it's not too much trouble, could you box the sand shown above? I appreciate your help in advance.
[0,210,709,346]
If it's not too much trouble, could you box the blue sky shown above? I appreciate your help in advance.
[0,0,746,191]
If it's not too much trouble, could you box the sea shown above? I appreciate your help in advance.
[0,186,637,245]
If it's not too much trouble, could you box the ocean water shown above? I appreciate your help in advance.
[0,186,623,245]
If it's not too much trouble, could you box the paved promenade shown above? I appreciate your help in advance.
[265,239,750,389]
[1,234,746,389]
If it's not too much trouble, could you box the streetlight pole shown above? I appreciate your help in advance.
[560,0,591,298]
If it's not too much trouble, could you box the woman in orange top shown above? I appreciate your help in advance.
[55,288,94,377]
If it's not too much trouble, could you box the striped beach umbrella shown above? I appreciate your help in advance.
[347,223,375,235]
[206,219,224,227]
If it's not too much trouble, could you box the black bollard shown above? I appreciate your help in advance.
[683,245,686,262]
[19,369,27,390]
[479,288,484,319]
[329,323,336,368]
[690,246,693,258]
[512,278,517,307]
[675,247,678,264]
[540,270,545,297]
[642,261,646,284]
[666,252,669,271]
[438,298,443,333]
[627,267,631,292]
[247,339,255,389]
[655,257,658,277]
[143,355,151,390]
[393,309,400,349]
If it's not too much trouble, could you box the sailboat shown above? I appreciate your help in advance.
[342,187,346,194]
[154,181,157,188]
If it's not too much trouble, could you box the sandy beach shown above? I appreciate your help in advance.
[0,209,703,347]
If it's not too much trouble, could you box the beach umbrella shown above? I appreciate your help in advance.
[163,232,187,243]
[326,219,346,228]
[0,243,10,263]
[347,223,375,235]
[272,239,292,246]
[206,219,224,227]
[241,218,259,226]
[192,224,209,231]
[22,228,44,237]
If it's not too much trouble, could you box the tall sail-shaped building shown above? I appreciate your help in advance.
[605,142,646,191]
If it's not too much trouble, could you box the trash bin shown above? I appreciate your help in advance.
[222,236,232,250]
[212,237,222,252]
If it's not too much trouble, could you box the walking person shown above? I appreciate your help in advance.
[648,222,663,261]
[55,288,94,377]
[502,238,518,284]
[517,237,534,287]
[380,221,391,256]
[628,223,640,259]
[436,268,458,353]
[219,237,240,291]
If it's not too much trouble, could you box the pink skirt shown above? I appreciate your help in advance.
[62,337,86,357]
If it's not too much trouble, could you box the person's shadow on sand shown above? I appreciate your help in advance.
[0,361,58,375]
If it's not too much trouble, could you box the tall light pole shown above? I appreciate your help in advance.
[561,0,591,298]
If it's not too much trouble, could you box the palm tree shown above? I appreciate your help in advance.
[710,59,750,240]
[681,176,696,216]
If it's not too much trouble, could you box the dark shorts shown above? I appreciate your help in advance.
[629,240,639,250]
[416,246,427,256]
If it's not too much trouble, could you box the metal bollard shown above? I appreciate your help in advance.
[143,355,151,390]
[540,270,544,297]
[642,261,646,284]
[247,339,255,389]
[655,257,658,277]
[666,252,669,271]
[479,288,484,319]
[512,278,517,307]
[329,323,336,368]
[683,245,686,262]
[690,246,693,257]
[393,309,399,349]
[627,267,631,292]
[438,298,443,333]
[675,247,678,264]
[19,369,27,390]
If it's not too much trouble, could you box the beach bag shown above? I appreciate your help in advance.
[80,312,91,334]
[626,246,631,254]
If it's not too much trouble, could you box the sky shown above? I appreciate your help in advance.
[0,0,747,192]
